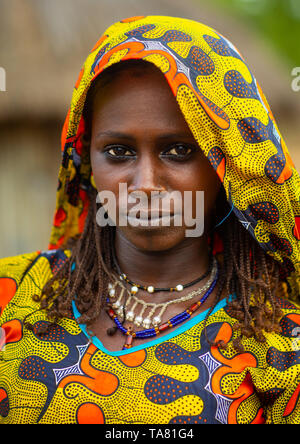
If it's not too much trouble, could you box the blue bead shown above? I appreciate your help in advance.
[136,329,156,338]
[171,312,185,320]
[170,312,189,323]
[172,315,190,327]
[114,319,127,334]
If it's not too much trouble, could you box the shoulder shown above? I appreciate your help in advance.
[0,249,71,319]
[244,299,300,385]
[219,296,300,364]
[0,251,41,285]
[258,299,300,423]
[0,251,40,318]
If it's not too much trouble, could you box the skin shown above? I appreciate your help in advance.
[89,64,224,350]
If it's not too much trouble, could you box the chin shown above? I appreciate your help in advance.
[118,225,188,253]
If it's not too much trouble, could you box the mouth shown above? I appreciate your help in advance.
[119,206,174,218]
[125,211,179,228]
[133,210,174,220]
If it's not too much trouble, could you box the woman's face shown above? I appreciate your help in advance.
[90,64,221,252]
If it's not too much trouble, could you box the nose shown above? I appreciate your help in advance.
[127,154,166,197]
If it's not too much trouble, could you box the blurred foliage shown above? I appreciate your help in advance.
[211,0,300,67]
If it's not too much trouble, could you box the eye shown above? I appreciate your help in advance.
[104,145,135,158]
[162,143,193,159]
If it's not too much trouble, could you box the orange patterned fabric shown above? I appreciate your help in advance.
[0,251,299,424]
[48,15,299,300]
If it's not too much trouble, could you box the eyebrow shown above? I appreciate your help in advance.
[95,130,135,140]
[95,130,195,141]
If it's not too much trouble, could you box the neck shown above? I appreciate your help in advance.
[114,231,210,288]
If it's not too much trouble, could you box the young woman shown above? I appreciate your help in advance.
[0,15,299,425]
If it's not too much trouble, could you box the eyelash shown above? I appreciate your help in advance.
[104,144,194,161]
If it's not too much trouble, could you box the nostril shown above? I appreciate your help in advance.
[127,185,166,198]
[129,189,166,199]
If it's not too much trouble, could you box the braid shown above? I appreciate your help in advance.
[203,189,285,352]
[23,187,115,333]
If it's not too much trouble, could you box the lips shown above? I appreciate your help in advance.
[126,213,176,227]
[119,204,176,219]
[130,210,174,220]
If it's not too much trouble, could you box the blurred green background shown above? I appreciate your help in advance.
[214,0,300,67]
[0,0,299,258]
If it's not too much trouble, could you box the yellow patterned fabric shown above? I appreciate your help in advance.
[0,251,299,424]
[48,15,299,300]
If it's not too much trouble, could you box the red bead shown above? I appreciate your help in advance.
[125,335,133,346]
[108,308,115,318]
[189,302,200,312]
[158,323,170,332]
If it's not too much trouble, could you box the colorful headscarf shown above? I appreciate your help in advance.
[48,15,300,300]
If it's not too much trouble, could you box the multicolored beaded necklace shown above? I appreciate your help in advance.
[106,260,219,350]
[71,255,219,351]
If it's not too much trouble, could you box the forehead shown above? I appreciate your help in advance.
[92,62,172,104]
[89,63,191,135]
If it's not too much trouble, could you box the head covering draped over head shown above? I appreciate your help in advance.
[49,15,300,301]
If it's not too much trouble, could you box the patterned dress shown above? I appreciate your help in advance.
[0,250,299,424]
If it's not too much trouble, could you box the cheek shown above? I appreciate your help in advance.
[90,152,122,193]
[179,166,221,223]
[202,172,222,209]
[175,163,221,202]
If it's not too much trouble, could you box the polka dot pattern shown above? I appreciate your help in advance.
[203,34,242,60]
[19,356,49,381]
[237,117,273,144]
[268,234,293,256]
[0,389,9,418]
[207,146,225,170]
[224,70,259,100]
[265,154,291,183]
[266,348,299,372]
[188,46,215,75]
[248,202,280,224]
